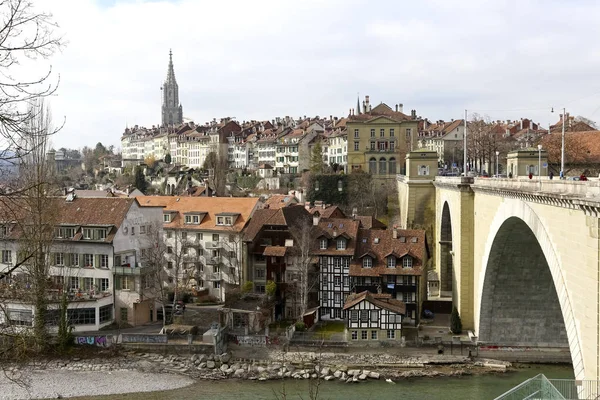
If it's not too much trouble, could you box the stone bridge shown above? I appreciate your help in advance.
[398,157,600,382]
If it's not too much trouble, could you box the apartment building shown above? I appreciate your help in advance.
[137,196,261,302]
[0,196,163,331]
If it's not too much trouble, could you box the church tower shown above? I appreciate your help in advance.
[161,49,183,126]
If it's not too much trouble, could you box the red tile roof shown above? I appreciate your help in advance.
[343,290,406,315]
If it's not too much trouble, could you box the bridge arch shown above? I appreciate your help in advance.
[476,199,584,380]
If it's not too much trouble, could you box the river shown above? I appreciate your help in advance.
[72,364,572,400]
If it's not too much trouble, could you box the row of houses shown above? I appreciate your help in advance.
[0,192,427,338]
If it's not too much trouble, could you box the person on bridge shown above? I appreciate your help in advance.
[528,172,533,179]
[549,171,554,180]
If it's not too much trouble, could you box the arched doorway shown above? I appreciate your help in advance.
[379,157,387,175]
[440,202,453,295]
[389,157,397,174]
[479,217,568,347]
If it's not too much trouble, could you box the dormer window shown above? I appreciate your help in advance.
[83,228,92,240]
[163,214,171,223]
[184,214,201,224]
[363,257,372,268]
[337,238,346,250]
[387,257,396,268]
[402,256,413,268]
[320,238,327,250]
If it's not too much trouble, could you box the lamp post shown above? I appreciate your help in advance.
[538,144,543,182]
[495,151,500,177]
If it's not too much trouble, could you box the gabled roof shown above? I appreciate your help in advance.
[312,217,360,256]
[243,205,311,242]
[343,291,406,315]
[264,194,298,209]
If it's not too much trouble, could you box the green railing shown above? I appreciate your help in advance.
[495,374,600,400]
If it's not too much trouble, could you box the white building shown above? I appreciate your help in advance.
[0,196,164,332]
[327,129,348,172]
[137,196,261,302]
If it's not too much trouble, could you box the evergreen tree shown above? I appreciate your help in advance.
[164,153,172,164]
[134,166,148,193]
[450,306,463,334]
[310,141,324,174]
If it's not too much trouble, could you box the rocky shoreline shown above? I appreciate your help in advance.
[5,350,513,385]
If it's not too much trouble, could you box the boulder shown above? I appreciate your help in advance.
[257,366,266,373]
[352,376,359,383]
[339,365,348,372]
[333,370,342,378]
[208,354,214,361]
[303,373,310,379]
[348,369,360,377]
[358,374,367,380]
[234,369,245,378]
[324,375,334,381]
[311,374,317,379]
[320,367,330,376]
[199,362,207,369]
[220,364,229,372]
[221,353,232,363]
[198,354,207,363]
[206,361,216,369]
[368,371,380,379]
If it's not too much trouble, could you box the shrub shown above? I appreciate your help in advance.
[242,281,254,293]
[295,321,306,332]
[450,306,463,334]
[266,280,276,296]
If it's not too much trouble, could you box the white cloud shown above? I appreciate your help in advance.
[25,0,600,149]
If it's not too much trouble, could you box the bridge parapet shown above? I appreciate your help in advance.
[473,177,600,198]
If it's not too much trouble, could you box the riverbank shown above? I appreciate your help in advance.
[0,349,519,399]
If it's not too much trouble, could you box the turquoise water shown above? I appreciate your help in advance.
[75,364,573,400]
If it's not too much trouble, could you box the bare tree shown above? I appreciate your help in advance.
[0,0,63,167]
[203,149,228,196]
[288,220,318,321]
[139,222,169,327]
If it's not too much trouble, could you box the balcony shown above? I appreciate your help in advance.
[206,272,221,281]
[205,242,221,249]
[205,256,221,265]
[113,265,145,275]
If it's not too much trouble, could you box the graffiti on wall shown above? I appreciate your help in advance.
[121,334,168,344]
[233,335,280,346]
[74,335,110,347]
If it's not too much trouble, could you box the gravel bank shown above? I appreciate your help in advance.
[0,370,194,400]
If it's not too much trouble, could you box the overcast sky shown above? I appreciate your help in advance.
[39,0,600,150]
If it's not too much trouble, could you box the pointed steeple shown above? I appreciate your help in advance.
[166,49,177,85]
[356,94,361,115]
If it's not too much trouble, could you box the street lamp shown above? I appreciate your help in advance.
[551,107,566,179]
[537,144,543,182]
[495,151,500,177]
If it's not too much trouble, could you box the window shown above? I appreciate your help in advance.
[371,330,378,340]
[99,305,112,323]
[167,261,173,269]
[167,246,173,254]
[354,129,359,138]
[389,158,397,174]
[70,253,79,266]
[351,310,358,322]
[98,229,107,240]
[387,257,396,268]
[84,254,94,267]
[212,234,219,242]
[370,129,375,138]
[369,158,377,174]
[379,158,387,175]
[69,276,79,290]
[363,257,372,268]
[213,281,221,289]
[196,233,203,241]
[225,217,233,225]
[403,257,413,268]
[354,141,359,151]
[1,250,11,264]
[336,238,346,250]
[55,227,64,238]
[256,269,265,279]
[390,141,395,151]
[185,215,192,224]
[8,309,33,326]
[100,254,109,269]
[82,277,93,291]
[418,165,429,176]
[192,215,200,224]
[387,330,396,339]
[140,225,146,234]
[379,142,386,151]
[406,128,412,139]
[390,128,395,137]
[98,278,109,292]
[183,247,189,255]
[371,310,378,323]
[380,128,385,137]
[351,330,358,340]
[361,330,368,340]
[120,307,128,322]
[65,227,75,238]
[217,217,224,225]
[334,276,341,286]
[181,232,187,240]
[163,214,171,222]
[334,293,341,303]
[83,228,92,239]
[370,141,375,151]
[131,227,135,235]
[121,276,133,290]
[361,310,369,322]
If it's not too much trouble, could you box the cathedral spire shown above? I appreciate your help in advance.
[162,49,183,126]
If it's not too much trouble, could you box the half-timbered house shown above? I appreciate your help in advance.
[343,290,405,341]
[349,227,427,327]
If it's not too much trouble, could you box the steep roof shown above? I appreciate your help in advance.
[355,215,387,230]
[343,290,406,315]
[136,196,259,233]
[243,205,311,242]
[264,194,298,209]
[312,217,361,256]
[349,228,426,277]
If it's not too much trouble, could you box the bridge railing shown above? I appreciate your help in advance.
[471,177,600,198]
[494,374,600,400]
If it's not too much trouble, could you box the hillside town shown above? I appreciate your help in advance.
[1,16,600,397]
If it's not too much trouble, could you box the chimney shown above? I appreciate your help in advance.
[313,212,320,226]
[304,201,311,210]
[352,207,357,218]
[520,118,523,130]
[411,109,417,119]
[398,103,403,113]
[393,225,398,239]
